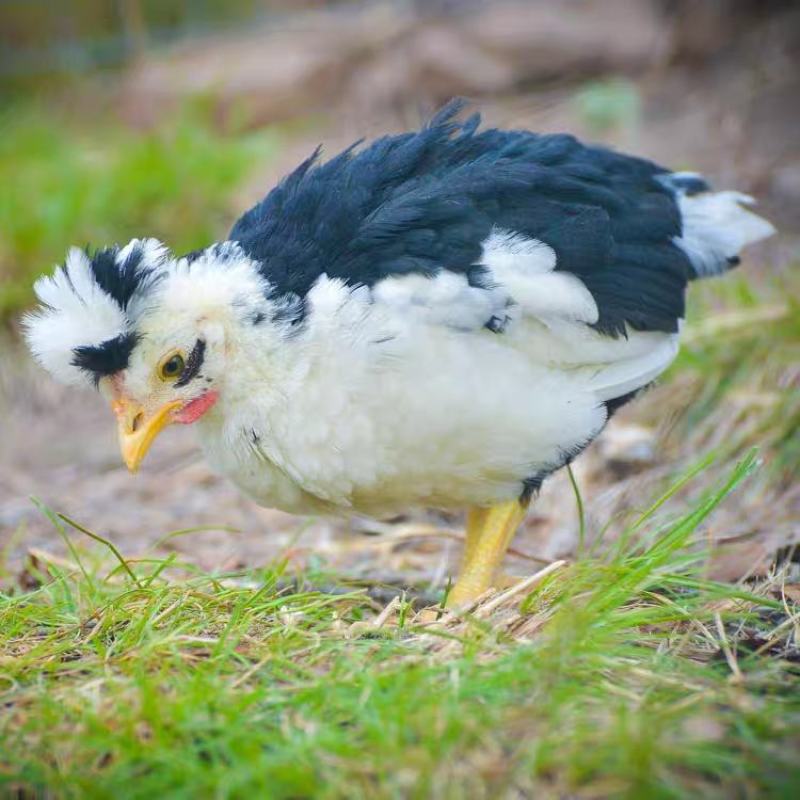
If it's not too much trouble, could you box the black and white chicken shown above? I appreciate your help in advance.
[25,103,775,606]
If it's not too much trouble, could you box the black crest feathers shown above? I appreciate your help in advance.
[72,332,141,384]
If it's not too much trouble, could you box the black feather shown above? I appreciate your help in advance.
[175,339,206,388]
[229,102,696,337]
[87,245,157,310]
[71,333,140,383]
[660,173,710,197]
[604,389,642,418]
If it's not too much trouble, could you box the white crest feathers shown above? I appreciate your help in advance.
[22,239,165,386]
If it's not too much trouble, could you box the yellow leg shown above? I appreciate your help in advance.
[462,506,490,564]
[447,498,529,608]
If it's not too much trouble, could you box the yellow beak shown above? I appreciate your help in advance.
[113,398,182,473]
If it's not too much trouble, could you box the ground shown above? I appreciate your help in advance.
[1,2,799,796]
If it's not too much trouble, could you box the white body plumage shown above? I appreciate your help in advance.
[24,113,775,523]
[190,236,677,517]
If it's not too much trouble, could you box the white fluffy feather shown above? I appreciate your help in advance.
[23,238,172,386]
[480,228,556,273]
[372,271,507,331]
[194,228,672,515]
[674,188,776,276]
[480,228,599,324]
[199,273,609,515]
[23,248,129,385]
[580,333,679,401]
[132,243,272,328]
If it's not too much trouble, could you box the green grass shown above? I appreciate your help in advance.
[573,78,641,134]
[646,271,800,492]
[0,104,279,318]
[1,453,798,799]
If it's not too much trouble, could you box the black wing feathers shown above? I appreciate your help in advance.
[230,101,692,337]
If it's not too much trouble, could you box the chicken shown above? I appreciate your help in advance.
[24,102,774,606]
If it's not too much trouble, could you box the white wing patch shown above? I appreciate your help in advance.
[372,271,508,331]
[480,227,599,324]
[478,228,681,401]
[582,332,680,401]
[370,228,599,334]
[480,228,556,274]
[23,247,129,386]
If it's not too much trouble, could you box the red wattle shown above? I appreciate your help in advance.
[174,390,219,424]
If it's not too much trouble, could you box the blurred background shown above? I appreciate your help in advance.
[1,0,798,588]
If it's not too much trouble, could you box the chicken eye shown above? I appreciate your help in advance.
[159,352,185,381]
